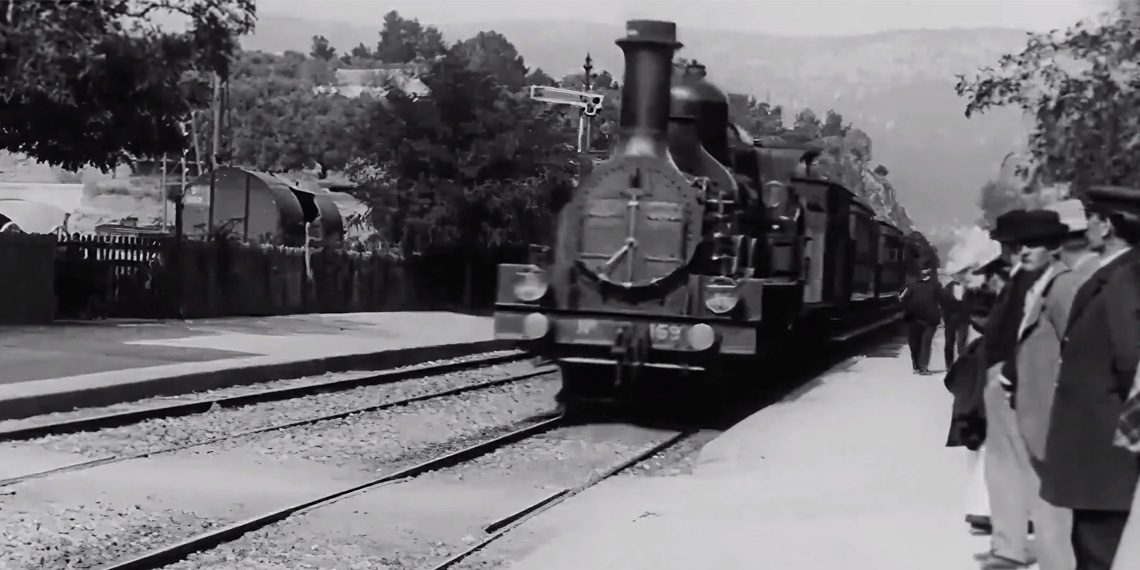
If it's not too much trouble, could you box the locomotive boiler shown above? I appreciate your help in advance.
[493,20,916,413]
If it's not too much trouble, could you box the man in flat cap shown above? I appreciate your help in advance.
[975,209,1055,568]
[1042,186,1140,570]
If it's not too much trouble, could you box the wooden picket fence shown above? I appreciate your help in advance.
[2,233,522,323]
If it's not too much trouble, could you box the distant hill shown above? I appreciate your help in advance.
[243,17,1041,231]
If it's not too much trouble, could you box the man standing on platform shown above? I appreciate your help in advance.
[941,264,973,368]
[1042,186,1140,570]
[1001,202,1096,570]
[976,209,1051,569]
[901,263,941,374]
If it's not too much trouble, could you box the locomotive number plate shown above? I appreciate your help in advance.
[557,319,690,349]
[648,323,685,347]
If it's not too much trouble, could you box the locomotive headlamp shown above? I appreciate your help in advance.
[513,267,549,302]
[686,323,717,351]
[522,312,550,340]
[762,181,788,209]
[703,277,740,314]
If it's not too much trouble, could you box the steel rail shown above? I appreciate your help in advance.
[425,429,696,570]
[0,366,557,488]
[93,414,566,570]
[0,351,526,442]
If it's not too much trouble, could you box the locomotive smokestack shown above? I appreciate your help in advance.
[615,20,682,154]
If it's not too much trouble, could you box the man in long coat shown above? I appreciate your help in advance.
[1041,186,1140,570]
[901,264,942,374]
[1005,200,1098,570]
[976,210,1051,569]
[941,265,973,368]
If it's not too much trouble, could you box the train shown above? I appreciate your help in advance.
[493,20,926,413]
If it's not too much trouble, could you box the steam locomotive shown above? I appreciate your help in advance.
[493,20,921,412]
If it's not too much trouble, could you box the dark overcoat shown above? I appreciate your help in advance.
[944,336,988,450]
[1040,248,1140,512]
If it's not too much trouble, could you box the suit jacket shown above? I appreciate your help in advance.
[988,267,1045,375]
[1014,253,1098,460]
[1041,248,1140,511]
[901,278,942,324]
[940,282,971,325]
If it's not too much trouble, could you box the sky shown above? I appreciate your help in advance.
[256,0,1116,36]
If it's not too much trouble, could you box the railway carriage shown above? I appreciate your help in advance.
[493,19,919,413]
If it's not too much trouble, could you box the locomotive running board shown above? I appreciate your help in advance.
[828,312,902,343]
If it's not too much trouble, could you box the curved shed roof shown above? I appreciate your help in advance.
[0,198,68,234]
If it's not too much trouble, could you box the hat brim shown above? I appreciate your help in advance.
[972,255,1011,276]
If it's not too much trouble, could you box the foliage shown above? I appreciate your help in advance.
[0,0,256,171]
[792,108,822,139]
[455,31,529,91]
[727,94,786,136]
[374,10,446,64]
[347,47,577,255]
[309,35,336,61]
[955,3,1140,192]
[525,68,557,87]
[182,50,362,176]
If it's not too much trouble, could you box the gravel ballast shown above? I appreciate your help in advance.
[0,375,560,570]
[0,350,524,434]
[0,359,544,462]
[162,423,680,570]
[0,500,221,570]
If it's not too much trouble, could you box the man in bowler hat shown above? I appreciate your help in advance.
[901,263,942,374]
[974,209,1054,568]
[984,204,1093,570]
[1041,186,1140,570]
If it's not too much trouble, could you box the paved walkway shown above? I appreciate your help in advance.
[0,312,500,420]
[512,334,1001,570]
[0,312,493,385]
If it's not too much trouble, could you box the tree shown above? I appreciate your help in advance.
[792,108,822,139]
[0,0,256,171]
[525,68,557,87]
[310,35,336,61]
[955,3,1140,192]
[727,94,786,136]
[821,110,851,137]
[375,10,446,64]
[219,50,364,177]
[348,47,576,259]
[455,31,528,91]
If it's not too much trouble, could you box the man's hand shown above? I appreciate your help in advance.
[988,364,1015,406]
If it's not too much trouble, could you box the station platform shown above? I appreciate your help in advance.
[512,334,1000,570]
[0,312,507,421]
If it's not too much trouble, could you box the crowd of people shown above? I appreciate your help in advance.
[927,186,1140,570]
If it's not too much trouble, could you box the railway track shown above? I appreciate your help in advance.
[0,361,557,488]
[86,416,693,570]
[0,351,529,442]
